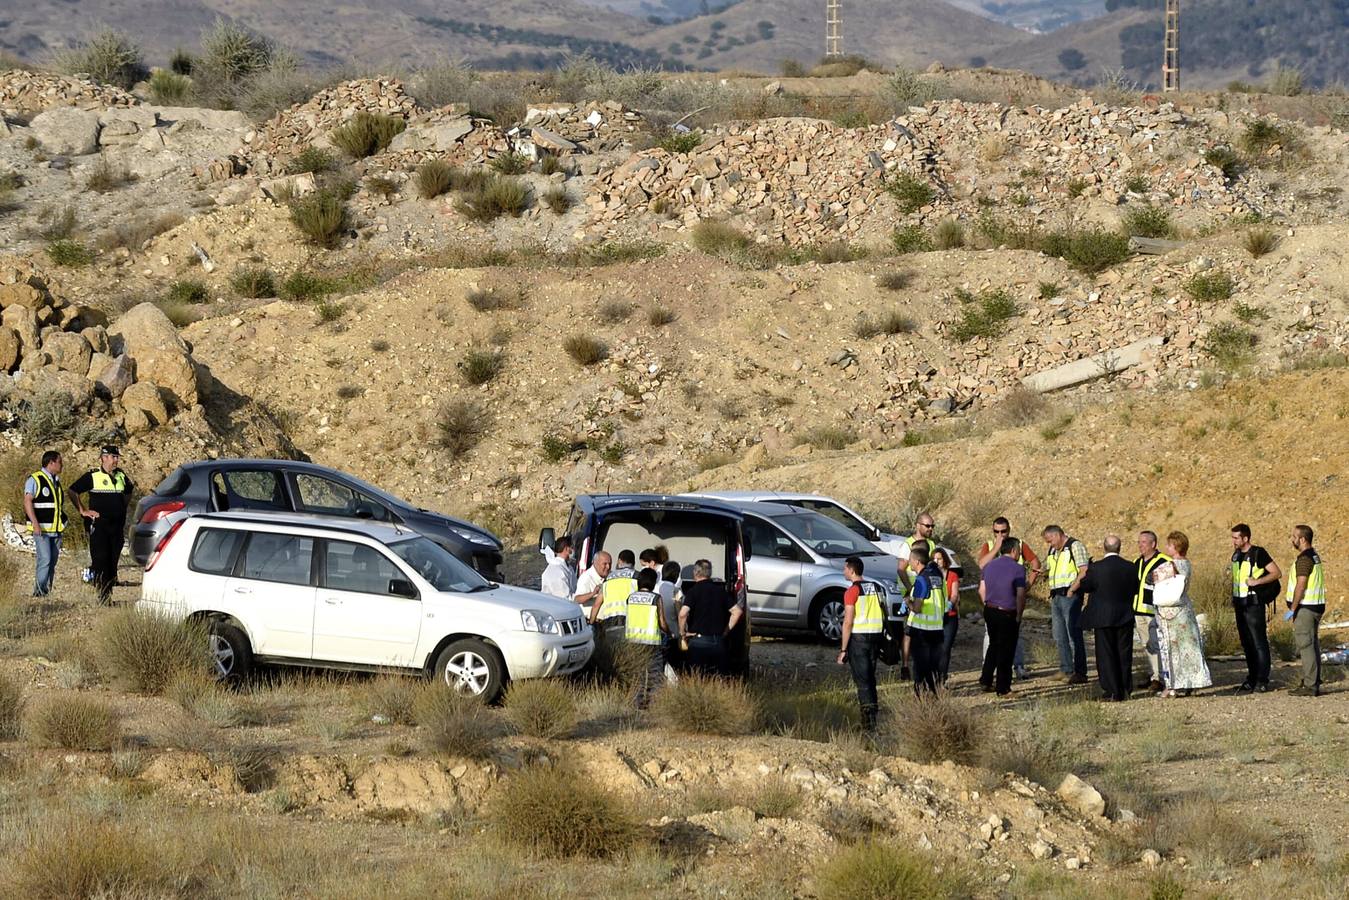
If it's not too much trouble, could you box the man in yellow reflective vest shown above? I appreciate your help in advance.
[1044,525,1090,684]
[22,449,87,597]
[896,512,939,681]
[1133,531,1171,694]
[625,567,669,708]
[1286,524,1327,697]
[837,555,886,730]
[70,445,136,605]
[1230,523,1280,693]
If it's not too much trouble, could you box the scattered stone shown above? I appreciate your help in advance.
[1141,848,1162,867]
[28,106,101,156]
[1057,774,1106,819]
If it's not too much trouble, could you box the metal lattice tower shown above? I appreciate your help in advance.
[825,0,842,59]
[1162,0,1180,92]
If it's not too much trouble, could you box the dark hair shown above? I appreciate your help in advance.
[639,548,659,564]
[40,450,61,467]
[932,548,952,569]
[844,555,864,575]
[1043,524,1063,537]
[908,543,930,565]
[1231,523,1251,539]
[618,549,635,566]
[553,535,572,554]
[1000,537,1020,556]
[993,516,1010,528]
[654,544,669,565]
[661,561,681,583]
[1295,524,1314,544]
[636,568,658,590]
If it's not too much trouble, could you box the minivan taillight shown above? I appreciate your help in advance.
[145,520,184,572]
[140,500,185,524]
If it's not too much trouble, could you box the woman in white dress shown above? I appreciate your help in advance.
[1152,531,1213,697]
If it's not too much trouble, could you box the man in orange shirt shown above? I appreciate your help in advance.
[978,517,1041,679]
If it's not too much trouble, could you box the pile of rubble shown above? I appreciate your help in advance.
[0,263,198,436]
[0,69,138,114]
[585,98,1270,245]
[246,78,422,171]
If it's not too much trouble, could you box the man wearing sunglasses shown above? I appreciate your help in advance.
[978,517,1041,679]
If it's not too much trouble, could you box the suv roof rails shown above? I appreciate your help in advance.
[196,511,405,541]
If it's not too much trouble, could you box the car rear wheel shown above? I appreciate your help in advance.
[811,591,846,644]
[433,639,506,703]
[207,621,253,682]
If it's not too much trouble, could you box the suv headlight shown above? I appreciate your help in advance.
[520,609,561,634]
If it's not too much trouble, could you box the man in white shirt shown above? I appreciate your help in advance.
[573,550,612,616]
[539,536,577,600]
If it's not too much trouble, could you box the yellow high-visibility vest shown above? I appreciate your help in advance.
[852,582,884,634]
[624,590,662,645]
[1134,552,1172,615]
[596,572,637,621]
[28,470,66,534]
[907,573,946,631]
[1045,540,1083,592]
[1288,551,1327,608]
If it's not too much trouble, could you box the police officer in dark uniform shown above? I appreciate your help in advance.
[70,446,135,604]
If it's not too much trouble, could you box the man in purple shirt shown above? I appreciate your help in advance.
[979,537,1028,696]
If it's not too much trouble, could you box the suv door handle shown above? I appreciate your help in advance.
[232,586,252,595]
[324,597,342,605]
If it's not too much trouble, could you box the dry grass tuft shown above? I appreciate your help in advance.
[329,112,406,159]
[881,694,985,765]
[413,684,500,758]
[0,671,23,739]
[564,334,608,366]
[855,308,916,339]
[97,609,210,695]
[650,674,756,736]
[503,679,579,739]
[436,398,489,459]
[358,676,421,726]
[487,763,639,857]
[460,347,505,386]
[25,694,121,750]
[9,816,176,898]
[817,841,971,899]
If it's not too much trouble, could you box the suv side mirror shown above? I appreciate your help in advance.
[539,528,556,551]
[774,544,798,561]
[870,526,882,542]
[388,579,418,599]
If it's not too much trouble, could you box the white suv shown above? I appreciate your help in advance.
[138,512,592,701]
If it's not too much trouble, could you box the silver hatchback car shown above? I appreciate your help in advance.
[698,499,897,642]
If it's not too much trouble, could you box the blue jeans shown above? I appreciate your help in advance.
[1051,592,1087,676]
[34,533,62,596]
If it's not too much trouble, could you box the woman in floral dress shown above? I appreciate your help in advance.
[1153,531,1213,697]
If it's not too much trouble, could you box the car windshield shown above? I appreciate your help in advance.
[773,511,883,558]
[390,537,492,593]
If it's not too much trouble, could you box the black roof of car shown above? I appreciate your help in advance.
[575,493,743,518]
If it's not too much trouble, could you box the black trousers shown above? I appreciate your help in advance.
[939,615,959,683]
[1095,625,1134,701]
[88,517,125,603]
[980,607,1019,695]
[685,635,726,676]
[910,627,944,696]
[846,634,880,730]
[1233,599,1272,687]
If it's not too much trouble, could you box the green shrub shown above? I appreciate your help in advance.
[538,153,564,176]
[288,147,336,175]
[288,190,349,248]
[817,842,970,900]
[543,186,572,214]
[1204,146,1242,180]
[691,220,751,257]
[932,218,964,250]
[0,671,22,739]
[1243,227,1279,258]
[56,30,146,89]
[649,674,756,736]
[25,695,120,750]
[280,271,338,302]
[949,287,1018,343]
[887,173,935,214]
[1240,119,1292,155]
[315,299,345,323]
[882,694,985,765]
[436,398,488,459]
[1054,229,1132,274]
[167,279,209,304]
[503,679,578,739]
[648,306,676,327]
[365,175,399,199]
[1203,323,1256,370]
[657,131,702,153]
[561,240,667,266]
[329,112,406,160]
[855,309,915,339]
[488,152,531,175]
[487,763,638,858]
[149,69,191,104]
[197,18,274,89]
[460,348,504,386]
[455,176,528,222]
[1122,203,1173,238]
[20,388,76,445]
[1183,271,1234,302]
[1124,174,1150,194]
[412,683,500,757]
[86,158,134,193]
[46,239,92,267]
[890,225,931,254]
[540,434,575,463]
[416,159,455,199]
[98,609,210,695]
[229,266,276,298]
[799,425,857,450]
[564,334,608,366]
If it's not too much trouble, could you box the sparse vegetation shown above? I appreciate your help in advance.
[1240,118,1293,156]
[488,764,639,858]
[647,305,676,327]
[799,425,857,450]
[657,131,702,153]
[329,112,407,160]
[55,29,146,89]
[148,69,191,104]
[365,175,399,199]
[886,173,935,214]
[1204,322,1257,370]
[950,287,1018,342]
[288,147,337,175]
[413,683,500,757]
[436,398,489,458]
[1050,228,1133,274]
[890,225,932,254]
[166,279,210,305]
[933,218,965,250]
[456,176,528,222]
[877,271,911,291]
[315,298,346,323]
[882,694,984,765]
[1039,413,1074,441]
[25,694,120,750]
[1243,227,1280,257]
[564,334,608,366]
[543,185,572,214]
[855,309,916,339]
[1204,146,1243,180]
[85,158,134,193]
[1183,271,1234,302]
[1122,203,1173,238]
[230,266,277,298]
[817,843,970,900]
[19,387,77,445]
[280,271,339,302]
[504,680,578,739]
[98,609,209,695]
[460,348,504,386]
[416,159,455,199]
[0,672,22,739]
[650,674,756,736]
[489,152,531,175]
[598,299,632,324]
[46,239,92,267]
[288,188,349,248]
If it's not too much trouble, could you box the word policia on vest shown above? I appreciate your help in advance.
[625,590,663,645]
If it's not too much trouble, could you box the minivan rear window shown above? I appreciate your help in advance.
[189,528,246,575]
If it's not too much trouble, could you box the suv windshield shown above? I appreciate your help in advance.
[773,511,882,558]
[391,537,492,593]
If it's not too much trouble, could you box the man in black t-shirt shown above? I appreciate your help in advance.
[678,559,742,675]
[70,446,136,604]
[1230,523,1282,693]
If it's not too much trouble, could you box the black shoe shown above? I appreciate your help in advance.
[1235,682,1255,693]
[979,682,994,693]
[900,666,911,681]
[1255,683,1272,693]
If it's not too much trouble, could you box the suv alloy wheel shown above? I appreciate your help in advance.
[433,638,506,703]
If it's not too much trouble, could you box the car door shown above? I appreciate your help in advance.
[210,469,290,512]
[793,499,878,542]
[312,539,423,668]
[223,531,316,659]
[741,515,803,626]
[289,472,392,522]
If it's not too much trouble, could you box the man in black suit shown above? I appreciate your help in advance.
[1077,535,1141,702]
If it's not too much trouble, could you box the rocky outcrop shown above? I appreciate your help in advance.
[0,69,138,113]
[28,106,101,156]
[109,302,198,408]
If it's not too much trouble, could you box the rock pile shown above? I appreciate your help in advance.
[247,78,421,169]
[0,69,138,114]
[0,263,198,437]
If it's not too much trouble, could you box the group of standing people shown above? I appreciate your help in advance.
[21,445,135,603]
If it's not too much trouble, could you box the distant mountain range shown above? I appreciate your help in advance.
[3,0,1345,90]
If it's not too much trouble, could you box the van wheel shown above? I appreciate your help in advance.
[207,621,253,682]
[433,639,506,703]
[811,591,846,644]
